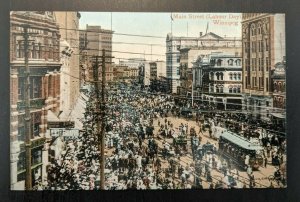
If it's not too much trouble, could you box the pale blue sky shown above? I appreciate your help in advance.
[79,12,242,62]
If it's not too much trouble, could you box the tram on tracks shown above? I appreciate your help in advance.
[218,131,264,170]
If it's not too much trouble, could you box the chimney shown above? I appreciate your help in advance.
[200,32,203,37]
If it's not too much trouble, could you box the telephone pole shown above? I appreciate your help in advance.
[91,49,113,190]
[92,55,102,189]
[100,49,106,190]
[24,25,32,190]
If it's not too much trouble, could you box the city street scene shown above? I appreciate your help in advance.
[10,12,286,190]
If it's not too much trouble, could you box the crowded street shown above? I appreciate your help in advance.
[41,82,286,190]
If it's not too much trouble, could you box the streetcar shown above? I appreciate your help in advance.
[218,131,264,170]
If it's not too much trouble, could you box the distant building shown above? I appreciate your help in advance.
[166,32,241,94]
[149,61,166,91]
[79,25,113,83]
[242,13,286,120]
[119,58,146,69]
[138,62,151,87]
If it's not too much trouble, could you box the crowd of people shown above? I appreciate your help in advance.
[37,82,286,190]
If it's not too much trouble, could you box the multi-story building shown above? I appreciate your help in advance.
[10,11,61,189]
[113,65,139,83]
[149,61,166,91]
[242,13,285,120]
[270,60,286,128]
[178,45,242,97]
[138,62,151,87]
[54,12,81,114]
[79,25,113,82]
[193,53,243,109]
[166,32,241,94]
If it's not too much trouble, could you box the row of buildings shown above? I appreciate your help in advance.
[164,13,286,122]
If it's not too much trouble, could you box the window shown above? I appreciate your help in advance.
[18,117,26,143]
[236,59,241,66]
[18,77,25,100]
[233,73,237,80]
[258,24,262,35]
[32,148,42,166]
[229,73,233,80]
[30,77,41,99]
[210,72,214,80]
[220,72,224,80]
[217,59,222,66]
[265,39,269,51]
[228,59,233,66]
[237,87,241,93]
[233,88,237,93]
[251,24,256,36]
[17,152,26,172]
[229,87,233,93]
[238,73,241,80]
[220,86,224,93]
[244,42,248,53]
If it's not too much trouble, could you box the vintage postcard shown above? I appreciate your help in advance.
[9,12,286,190]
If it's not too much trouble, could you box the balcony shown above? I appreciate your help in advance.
[17,98,46,111]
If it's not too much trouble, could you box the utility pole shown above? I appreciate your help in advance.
[100,49,106,190]
[23,25,32,190]
[92,55,102,189]
[91,49,113,190]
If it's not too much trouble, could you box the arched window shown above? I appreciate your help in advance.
[216,72,220,80]
[216,86,219,93]
[217,59,222,66]
[233,88,237,93]
[278,82,282,92]
[235,59,241,66]
[220,72,224,80]
[251,24,256,36]
[228,59,233,66]
[210,72,214,80]
[257,23,262,35]
[274,82,278,92]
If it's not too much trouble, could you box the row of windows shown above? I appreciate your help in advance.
[245,39,269,53]
[209,72,242,81]
[249,57,270,71]
[15,42,59,60]
[211,59,241,66]
[250,77,269,89]
[210,86,241,93]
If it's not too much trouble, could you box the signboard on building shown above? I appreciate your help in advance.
[47,121,75,129]
[49,128,80,140]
